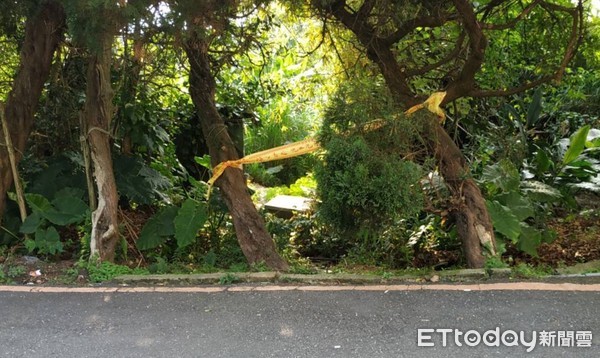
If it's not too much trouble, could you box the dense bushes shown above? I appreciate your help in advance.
[312,82,426,266]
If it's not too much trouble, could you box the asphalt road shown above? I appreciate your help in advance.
[1,288,599,357]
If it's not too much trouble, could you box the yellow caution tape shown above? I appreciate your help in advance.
[404,91,446,121]
[207,138,321,186]
[207,92,446,193]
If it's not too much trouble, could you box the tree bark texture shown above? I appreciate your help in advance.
[424,119,495,268]
[0,1,65,225]
[84,31,120,262]
[184,33,289,271]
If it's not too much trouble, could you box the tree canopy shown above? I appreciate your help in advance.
[0,0,598,275]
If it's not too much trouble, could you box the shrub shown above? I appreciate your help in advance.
[314,80,425,266]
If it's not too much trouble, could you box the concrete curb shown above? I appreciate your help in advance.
[111,267,550,286]
[3,282,600,293]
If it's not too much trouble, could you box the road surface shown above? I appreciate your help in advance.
[1,284,599,357]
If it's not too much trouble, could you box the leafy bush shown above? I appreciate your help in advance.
[462,85,600,257]
[482,124,599,257]
[136,180,246,269]
[19,188,89,256]
[136,198,208,251]
[314,81,425,266]
[317,136,424,233]
[266,210,346,263]
[113,154,173,205]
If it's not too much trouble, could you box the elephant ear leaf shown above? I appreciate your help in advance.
[137,205,178,250]
[486,200,521,243]
[174,199,207,249]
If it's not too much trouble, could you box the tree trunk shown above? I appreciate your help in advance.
[424,119,495,268]
[0,1,65,225]
[184,33,289,271]
[83,29,120,262]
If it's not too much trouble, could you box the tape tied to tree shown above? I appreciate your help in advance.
[404,91,447,121]
[207,138,321,187]
[206,92,446,192]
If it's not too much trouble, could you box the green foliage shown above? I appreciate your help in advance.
[137,197,208,252]
[136,205,178,250]
[481,120,599,257]
[22,155,87,200]
[18,188,89,256]
[263,174,317,201]
[219,273,240,285]
[113,154,173,205]
[482,159,555,257]
[511,263,554,279]
[266,210,346,264]
[0,264,6,284]
[82,260,149,283]
[317,136,423,232]
[310,81,428,266]
[563,125,590,165]
[24,227,63,256]
[174,199,207,249]
[484,256,508,269]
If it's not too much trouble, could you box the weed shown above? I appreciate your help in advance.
[80,261,149,283]
[511,263,554,278]
[0,264,8,284]
[228,262,249,272]
[382,271,393,280]
[7,265,26,278]
[219,273,240,285]
[250,261,270,272]
[485,256,509,269]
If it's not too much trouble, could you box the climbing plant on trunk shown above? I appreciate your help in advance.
[66,0,123,262]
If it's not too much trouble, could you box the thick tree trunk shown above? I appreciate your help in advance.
[424,119,495,268]
[184,33,289,271]
[0,1,65,225]
[84,31,120,262]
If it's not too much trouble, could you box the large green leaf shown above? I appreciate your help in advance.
[25,194,54,214]
[534,147,552,174]
[586,137,600,149]
[496,191,534,221]
[174,199,207,249]
[20,212,43,234]
[136,205,179,250]
[518,224,542,257]
[25,192,88,226]
[563,125,590,165]
[521,180,561,202]
[486,200,521,243]
[481,160,520,193]
[48,195,89,225]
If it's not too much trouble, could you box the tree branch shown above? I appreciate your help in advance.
[481,0,542,30]
[405,32,466,77]
[382,13,454,46]
[443,0,487,103]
